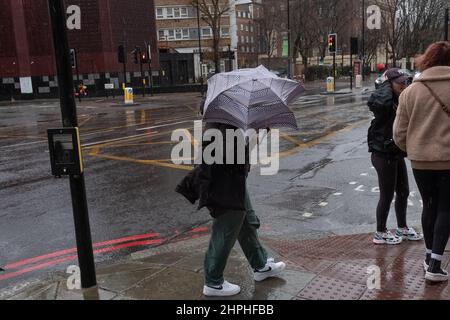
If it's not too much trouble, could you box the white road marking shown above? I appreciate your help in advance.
[333,192,343,196]
[303,212,313,218]
[318,202,328,207]
[349,181,357,185]
[360,173,368,176]
[371,187,380,193]
[136,120,192,131]
[355,185,365,192]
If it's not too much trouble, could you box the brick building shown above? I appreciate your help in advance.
[155,0,268,81]
[235,0,260,68]
[155,0,233,81]
[0,0,159,100]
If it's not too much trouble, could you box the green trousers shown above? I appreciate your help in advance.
[204,189,268,286]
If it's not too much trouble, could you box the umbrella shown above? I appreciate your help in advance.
[203,65,304,131]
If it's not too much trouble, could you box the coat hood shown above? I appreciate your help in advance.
[414,66,450,82]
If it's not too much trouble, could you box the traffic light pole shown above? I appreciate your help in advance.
[445,8,449,41]
[362,0,365,81]
[333,52,336,91]
[48,0,97,289]
[140,58,145,97]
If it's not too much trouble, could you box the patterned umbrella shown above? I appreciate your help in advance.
[203,65,304,130]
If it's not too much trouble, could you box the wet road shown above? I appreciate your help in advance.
[0,89,378,289]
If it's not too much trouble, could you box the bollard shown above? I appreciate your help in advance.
[355,75,363,89]
[327,77,335,93]
[124,87,134,105]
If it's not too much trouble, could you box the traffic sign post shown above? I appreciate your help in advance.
[47,0,97,289]
[328,34,337,91]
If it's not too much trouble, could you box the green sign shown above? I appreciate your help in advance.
[282,36,289,57]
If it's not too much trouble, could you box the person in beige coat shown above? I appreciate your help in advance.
[393,41,450,283]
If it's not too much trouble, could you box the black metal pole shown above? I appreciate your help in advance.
[140,55,145,97]
[48,0,97,289]
[148,60,153,96]
[333,52,336,91]
[445,8,449,41]
[73,48,81,103]
[196,2,204,96]
[287,0,291,78]
[350,38,353,91]
[362,0,365,81]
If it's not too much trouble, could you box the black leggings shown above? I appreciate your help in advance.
[371,153,410,232]
[413,170,450,256]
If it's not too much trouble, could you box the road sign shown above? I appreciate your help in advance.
[70,49,76,69]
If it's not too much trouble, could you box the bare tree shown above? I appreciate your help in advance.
[255,1,281,69]
[291,0,320,68]
[192,0,230,73]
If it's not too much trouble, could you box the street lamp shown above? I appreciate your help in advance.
[287,0,291,78]
[361,0,365,81]
[196,2,204,95]
[445,8,449,41]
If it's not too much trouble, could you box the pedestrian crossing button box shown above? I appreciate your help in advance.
[47,128,83,176]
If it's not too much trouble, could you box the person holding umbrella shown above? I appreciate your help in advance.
[176,66,304,297]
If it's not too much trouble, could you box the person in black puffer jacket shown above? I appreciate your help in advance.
[176,121,286,297]
[368,68,423,245]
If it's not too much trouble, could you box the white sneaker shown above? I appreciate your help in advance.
[423,260,429,272]
[373,231,403,245]
[203,280,241,297]
[254,260,286,282]
[395,227,423,241]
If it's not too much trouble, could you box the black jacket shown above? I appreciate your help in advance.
[367,81,407,158]
[176,122,249,218]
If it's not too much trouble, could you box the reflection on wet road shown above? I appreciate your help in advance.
[0,91,372,288]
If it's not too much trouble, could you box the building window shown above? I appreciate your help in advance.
[250,25,254,32]
[158,30,165,40]
[175,28,183,40]
[201,27,212,38]
[181,7,188,18]
[245,25,249,32]
[174,7,181,18]
[238,11,241,17]
[241,24,244,31]
[166,8,174,18]
[246,36,249,43]
[156,8,164,19]
[168,30,175,40]
[241,35,245,43]
[182,29,190,39]
[221,27,230,38]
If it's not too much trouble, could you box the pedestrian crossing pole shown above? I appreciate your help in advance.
[47,0,97,289]
[445,8,449,41]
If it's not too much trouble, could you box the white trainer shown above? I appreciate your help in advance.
[203,280,241,297]
[254,260,286,282]
[395,227,423,241]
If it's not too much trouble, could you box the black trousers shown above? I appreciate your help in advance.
[413,169,450,256]
[371,152,410,232]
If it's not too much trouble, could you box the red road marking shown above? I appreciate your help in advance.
[0,238,165,281]
[0,226,210,282]
[190,227,209,233]
[5,233,160,270]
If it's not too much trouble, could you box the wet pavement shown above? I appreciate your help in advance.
[1,80,424,294]
[1,232,449,300]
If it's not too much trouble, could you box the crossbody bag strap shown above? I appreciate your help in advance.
[421,82,450,118]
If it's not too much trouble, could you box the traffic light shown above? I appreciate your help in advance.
[70,49,76,69]
[118,45,126,64]
[131,46,140,64]
[229,50,235,60]
[328,34,337,54]
[141,53,148,64]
